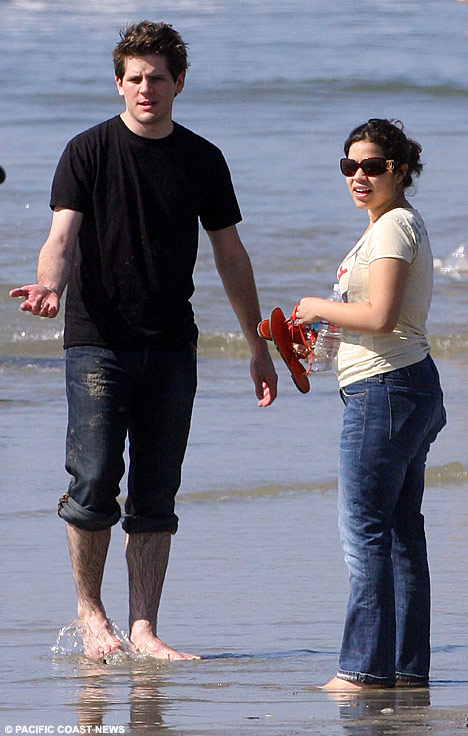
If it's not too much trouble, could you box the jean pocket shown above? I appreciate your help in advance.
[387,386,440,457]
[340,386,366,410]
[341,386,366,399]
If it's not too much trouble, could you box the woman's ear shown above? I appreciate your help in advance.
[396,162,409,184]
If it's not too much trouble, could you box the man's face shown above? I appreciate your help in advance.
[116,54,185,137]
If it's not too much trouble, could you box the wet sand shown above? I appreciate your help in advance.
[1,355,468,733]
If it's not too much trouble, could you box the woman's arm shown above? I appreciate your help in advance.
[296,257,409,334]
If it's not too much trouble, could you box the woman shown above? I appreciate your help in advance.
[296,118,446,690]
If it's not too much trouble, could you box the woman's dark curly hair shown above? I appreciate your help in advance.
[344,118,423,189]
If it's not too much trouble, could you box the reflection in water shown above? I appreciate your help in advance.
[327,688,431,735]
[52,623,183,731]
[71,659,182,734]
[75,664,111,729]
[129,668,172,731]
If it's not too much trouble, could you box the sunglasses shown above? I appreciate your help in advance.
[340,157,397,177]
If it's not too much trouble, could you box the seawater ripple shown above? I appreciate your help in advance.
[3,78,467,113]
[51,620,132,663]
[2,466,465,525]
[178,465,468,496]
[51,623,320,663]
[1,330,468,362]
[216,77,468,100]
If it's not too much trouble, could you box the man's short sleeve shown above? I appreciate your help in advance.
[198,147,242,231]
[50,136,94,213]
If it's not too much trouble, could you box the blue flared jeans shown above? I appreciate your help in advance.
[337,355,446,686]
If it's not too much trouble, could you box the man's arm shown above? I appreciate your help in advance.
[206,224,277,407]
[10,207,83,318]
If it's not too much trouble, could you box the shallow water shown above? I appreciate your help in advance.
[2,358,468,733]
[1,0,468,732]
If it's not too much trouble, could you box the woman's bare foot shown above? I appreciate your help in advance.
[79,613,123,661]
[130,621,200,661]
[320,676,386,691]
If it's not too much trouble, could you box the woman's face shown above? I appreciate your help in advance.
[345,140,406,221]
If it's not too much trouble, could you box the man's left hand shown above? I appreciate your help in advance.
[250,351,277,407]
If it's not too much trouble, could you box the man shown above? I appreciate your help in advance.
[11,21,277,661]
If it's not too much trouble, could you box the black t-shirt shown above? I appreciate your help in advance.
[50,116,242,348]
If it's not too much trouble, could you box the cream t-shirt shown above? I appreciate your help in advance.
[336,207,433,388]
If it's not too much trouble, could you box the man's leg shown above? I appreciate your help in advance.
[126,531,199,660]
[124,345,199,660]
[67,523,123,659]
[61,347,135,659]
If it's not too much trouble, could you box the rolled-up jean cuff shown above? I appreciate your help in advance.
[395,672,429,684]
[122,514,179,534]
[337,670,395,687]
[57,493,121,531]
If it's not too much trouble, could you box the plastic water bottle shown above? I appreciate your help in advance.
[311,284,341,372]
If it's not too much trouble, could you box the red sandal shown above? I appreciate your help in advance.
[258,306,317,394]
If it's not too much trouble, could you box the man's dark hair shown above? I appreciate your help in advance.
[113,20,189,82]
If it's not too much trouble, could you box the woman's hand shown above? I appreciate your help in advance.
[295,297,322,325]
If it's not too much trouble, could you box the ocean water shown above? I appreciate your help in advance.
[1,0,468,733]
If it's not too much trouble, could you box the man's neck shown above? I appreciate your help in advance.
[120,112,174,140]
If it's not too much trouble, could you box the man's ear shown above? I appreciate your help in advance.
[115,76,125,97]
[174,70,186,97]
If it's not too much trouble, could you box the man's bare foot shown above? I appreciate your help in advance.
[320,676,387,691]
[130,622,200,661]
[79,613,123,661]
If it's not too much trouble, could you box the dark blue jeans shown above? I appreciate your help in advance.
[58,345,197,534]
[337,355,446,686]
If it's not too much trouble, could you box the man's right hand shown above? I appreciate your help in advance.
[10,284,60,318]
